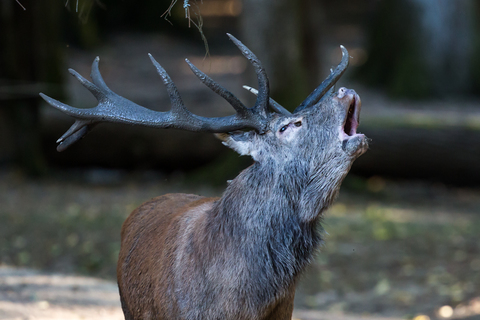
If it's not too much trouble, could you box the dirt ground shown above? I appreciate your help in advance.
[0,266,123,320]
[0,266,405,320]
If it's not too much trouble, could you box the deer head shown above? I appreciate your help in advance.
[40,34,365,157]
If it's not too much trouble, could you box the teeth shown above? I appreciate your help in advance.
[348,99,355,114]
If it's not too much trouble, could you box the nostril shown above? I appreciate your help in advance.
[337,87,347,99]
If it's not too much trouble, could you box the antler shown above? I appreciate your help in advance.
[294,45,349,113]
[40,34,275,152]
[242,85,291,115]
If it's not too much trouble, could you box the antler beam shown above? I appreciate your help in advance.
[40,35,276,152]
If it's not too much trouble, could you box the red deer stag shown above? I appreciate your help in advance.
[40,34,368,320]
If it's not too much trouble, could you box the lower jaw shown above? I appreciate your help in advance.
[342,134,368,156]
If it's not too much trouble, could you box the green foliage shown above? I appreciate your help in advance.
[296,195,480,315]
[0,199,126,278]
[0,171,222,279]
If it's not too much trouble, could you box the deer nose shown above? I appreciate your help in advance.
[336,87,356,99]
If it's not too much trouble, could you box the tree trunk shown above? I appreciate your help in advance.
[240,0,323,111]
[0,0,64,175]
[412,0,474,96]
[358,0,476,98]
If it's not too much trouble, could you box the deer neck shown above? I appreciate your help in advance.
[202,160,322,298]
[211,160,322,249]
[217,160,306,220]
[214,156,346,225]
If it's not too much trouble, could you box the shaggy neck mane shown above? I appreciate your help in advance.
[206,160,325,298]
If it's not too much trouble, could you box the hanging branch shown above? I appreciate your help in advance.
[15,0,26,10]
[162,0,209,56]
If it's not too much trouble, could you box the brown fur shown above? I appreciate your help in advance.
[117,194,219,319]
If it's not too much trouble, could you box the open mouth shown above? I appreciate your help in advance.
[342,94,361,138]
[338,89,368,156]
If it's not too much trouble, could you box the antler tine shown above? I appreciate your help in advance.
[242,85,291,115]
[90,56,112,93]
[68,67,105,100]
[184,58,250,116]
[40,59,111,149]
[319,85,336,104]
[40,57,111,123]
[294,45,349,113]
[56,123,96,152]
[226,33,270,118]
[148,54,266,133]
[148,54,190,117]
[39,92,85,120]
[38,93,95,148]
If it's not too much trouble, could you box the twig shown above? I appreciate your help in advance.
[15,0,26,10]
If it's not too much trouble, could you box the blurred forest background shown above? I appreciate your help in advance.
[1,0,480,319]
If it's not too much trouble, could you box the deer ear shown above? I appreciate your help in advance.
[215,132,258,158]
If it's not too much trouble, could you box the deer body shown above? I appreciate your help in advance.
[117,190,303,320]
[117,113,360,319]
[41,34,368,320]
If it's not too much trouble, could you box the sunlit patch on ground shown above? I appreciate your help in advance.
[0,266,123,320]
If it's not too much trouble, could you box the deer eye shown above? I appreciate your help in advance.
[279,125,288,133]
[294,121,302,127]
